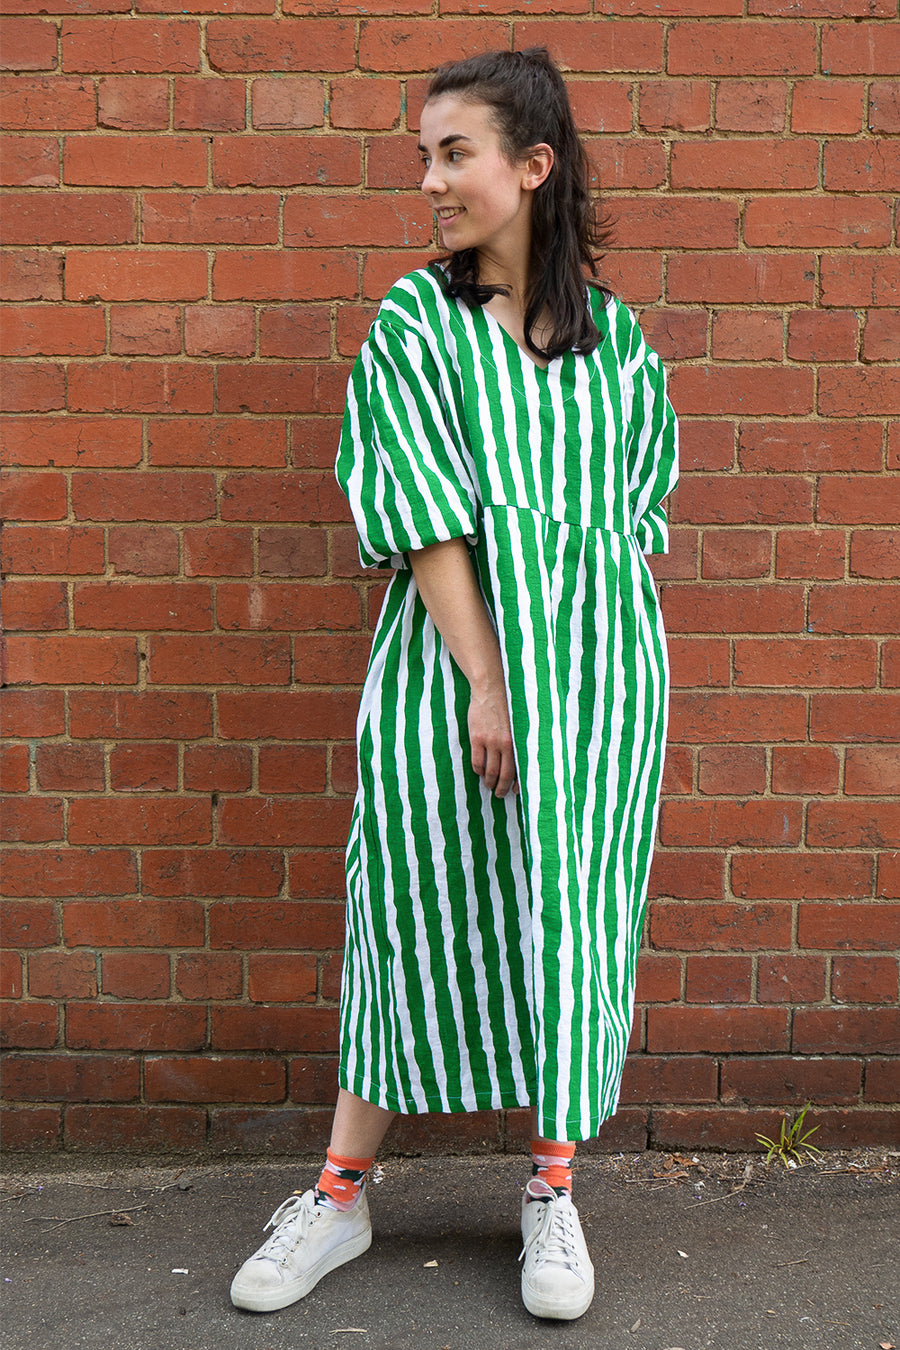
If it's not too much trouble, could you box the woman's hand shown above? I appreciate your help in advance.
[468,674,518,798]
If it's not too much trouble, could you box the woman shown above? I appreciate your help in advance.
[231,47,677,1323]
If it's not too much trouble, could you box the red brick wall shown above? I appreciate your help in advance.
[2,4,898,1156]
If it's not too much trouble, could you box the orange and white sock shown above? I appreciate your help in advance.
[530,1138,576,1198]
[312,1147,375,1212]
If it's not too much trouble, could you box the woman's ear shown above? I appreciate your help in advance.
[522,144,554,191]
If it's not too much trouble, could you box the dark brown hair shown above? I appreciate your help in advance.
[425,47,613,360]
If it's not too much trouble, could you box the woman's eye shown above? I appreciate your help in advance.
[448,150,463,162]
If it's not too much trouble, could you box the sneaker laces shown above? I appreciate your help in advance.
[519,1198,585,1273]
[254,1196,316,1265]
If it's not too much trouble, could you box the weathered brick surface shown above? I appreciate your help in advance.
[2,5,896,1155]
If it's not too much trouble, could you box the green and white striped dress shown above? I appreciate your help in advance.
[335,266,677,1141]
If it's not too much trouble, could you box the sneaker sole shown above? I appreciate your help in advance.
[521,1273,595,1321]
[230,1225,372,1313]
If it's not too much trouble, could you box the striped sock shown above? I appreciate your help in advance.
[531,1138,576,1199]
[311,1147,375,1212]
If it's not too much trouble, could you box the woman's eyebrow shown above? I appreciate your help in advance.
[416,133,474,153]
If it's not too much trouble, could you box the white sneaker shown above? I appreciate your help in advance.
[519,1178,595,1320]
[230,1188,372,1312]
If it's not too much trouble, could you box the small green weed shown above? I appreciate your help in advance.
[756,1102,822,1168]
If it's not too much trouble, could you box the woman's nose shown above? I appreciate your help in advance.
[420,162,445,196]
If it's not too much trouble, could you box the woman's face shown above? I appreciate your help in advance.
[418,94,546,264]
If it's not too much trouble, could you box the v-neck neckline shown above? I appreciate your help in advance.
[472,291,612,393]
[481,304,559,374]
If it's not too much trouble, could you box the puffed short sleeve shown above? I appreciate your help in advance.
[335,315,479,569]
[624,330,679,555]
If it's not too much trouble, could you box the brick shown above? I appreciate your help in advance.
[1,137,59,191]
[260,305,331,358]
[668,21,816,76]
[247,953,317,1003]
[846,747,900,796]
[214,133,359,188]
[217,690,357,740]
[257,527,327,578]
[733,853,873,901]
[661,799,800,848]
[144,194,277,246]
[2,580,67,630]
[102,952,171,1000]
[208,1106,331,1154]
[633,954,682,1004]
[176,953,242,1001]
[1,17,57,71]
[885,644,900,688]
[646,852,725,902]
[183,306,255,356]
[792,79,865,133]
[145,1056,285,1103]
[734,638,876,688]
[799,903,900,951]
[1,1003,58,1048]
[206,19,355,73]
[808,802,900,850]
[183,744,252,792]
[109,742,178,792]
[712,311,782,362]
[809,585,900,636]
[715,79,786,132]
[757,955,826,1003]
[183,527,253,577]
[109,525,179,577]
[698,747,766,796]
[745,195,890,249]
[147,634,290,686]
[252,76,324,128]
[288,849,348,899]
[819,367,900,418]
[0,76,94,129]
[869,79,900,132]
[649,902,791,951]
[787,310,860,364]
[818,477,900,525]
[289,1056,340,1105]
[619,1056,717,1106]
[257,746,327,793]
[685,955,752,1004]
[668,252,814,304]
[2,525,105,577]
[217,582,359,633]
[68,797,211,846]
[61,18,200,73]
[701,530,771,579]
[0,250,62,301]
[0,363,65,413]
[5,414,142,465]
[284,194,429,249]
[672,138,816,191]
[66,250,207,301]
[1,849,135,898]
[0,690,66,736]
[662,584,803,635]
[109,304,181,356]
[0,744,30,794]
[98,75,168,129]
[675,475,814,526]
[213,249,356,302]
[0,796,63,844]
[0,1054,138,1102]
[589,138,666,191]
[771,747,840,796]
[863,310,900,363]
[321,953,341,1000]
[793,1008,900,1055]
[825,140,900,193]
[753,0,893,11]
[65,1105,206,1151]
[611,197,737,252]
[832,954,898,1005]
[0,1108,60,1150]
[631,311,707,363]
[210,899,343,950]
[358,20,518,73]
[820,255,900,308]
[865,1060,900,1104]
[669,692,806,744]
[4,635,139,686]
[173,76,246,130]
[1,305,106,355]
[639,79,708,131]
[0,900,57,946]
[647,1007,789,1054]
[647,530,699,583]
[667,638,730,689]
[142,849,284,898]
[212,1006,339,1052]
[671,366,813,417]
[775,530,845,581]
[68,691,212,740]
[73,580,212,631]
[218,797,350,847]
[72,471,215,521]
[292,634,370,686]
[811,693,900,743]
[70,362,213,414]
[331,744,358,794]
[67,1003,205,1051]
[721,1058,861,1107]
[28,950,97,999]
[150,419,286,471]
[36,744,105,793]
[220,365,349,417]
